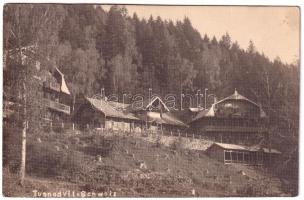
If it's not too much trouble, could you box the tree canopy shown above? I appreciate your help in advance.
[4,4,299,140]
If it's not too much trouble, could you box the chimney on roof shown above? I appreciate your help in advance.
[214,96,217,104]
[234,88,238,95]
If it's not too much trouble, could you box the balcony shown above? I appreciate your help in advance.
[43,81,61,92]
[203,125,267,133]
[43,98,70,115]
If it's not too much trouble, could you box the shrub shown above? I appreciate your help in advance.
[26,142,65,177]
[26,141,87,180]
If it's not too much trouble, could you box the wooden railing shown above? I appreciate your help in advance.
[43,98,70,114]
[203,125,267,133]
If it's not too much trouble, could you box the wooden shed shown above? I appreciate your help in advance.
[206,142,281,165]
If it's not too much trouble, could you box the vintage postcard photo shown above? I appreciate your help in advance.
[2,4,300,197]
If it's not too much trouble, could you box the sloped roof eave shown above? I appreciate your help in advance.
[190,106,214,123]
[215,93,260,108]
[86,97,140,121]
[55,67,71,95]
[210,143,281,154]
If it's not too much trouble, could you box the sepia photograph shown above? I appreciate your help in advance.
[2,3,300,197]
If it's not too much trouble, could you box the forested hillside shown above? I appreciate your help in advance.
[4,5,299,149]
[3,4,299,195]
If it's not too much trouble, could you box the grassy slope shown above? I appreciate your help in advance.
[3,130,288,197]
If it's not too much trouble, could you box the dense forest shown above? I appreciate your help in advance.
[4,4,299,152]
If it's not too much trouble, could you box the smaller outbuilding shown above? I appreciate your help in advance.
[206,142,281,166]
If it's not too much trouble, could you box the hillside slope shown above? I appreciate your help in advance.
[3,130,288,197]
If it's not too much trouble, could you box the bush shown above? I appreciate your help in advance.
[26,141,87,180]
[26,142,64,177]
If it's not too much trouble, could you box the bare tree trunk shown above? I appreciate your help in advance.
[72,95,75,130]
[20,122,26,185]
[19,82,26,186]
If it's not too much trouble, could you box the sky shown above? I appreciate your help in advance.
[102,5,300,64]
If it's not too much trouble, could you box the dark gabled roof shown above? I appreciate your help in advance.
[86,97,140,121]
[7,45,71,96]
[39,67,71,95]
[215,89,260,107]
[86,97,187,127]
[190,90,267,123]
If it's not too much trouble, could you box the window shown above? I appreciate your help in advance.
[231,152,237,161]
[237,152,244,162]
[225,151,231,160]
[244,153,250,162]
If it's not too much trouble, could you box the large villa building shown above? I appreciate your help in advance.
[40,67,72,131]
[190,90,268,146]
